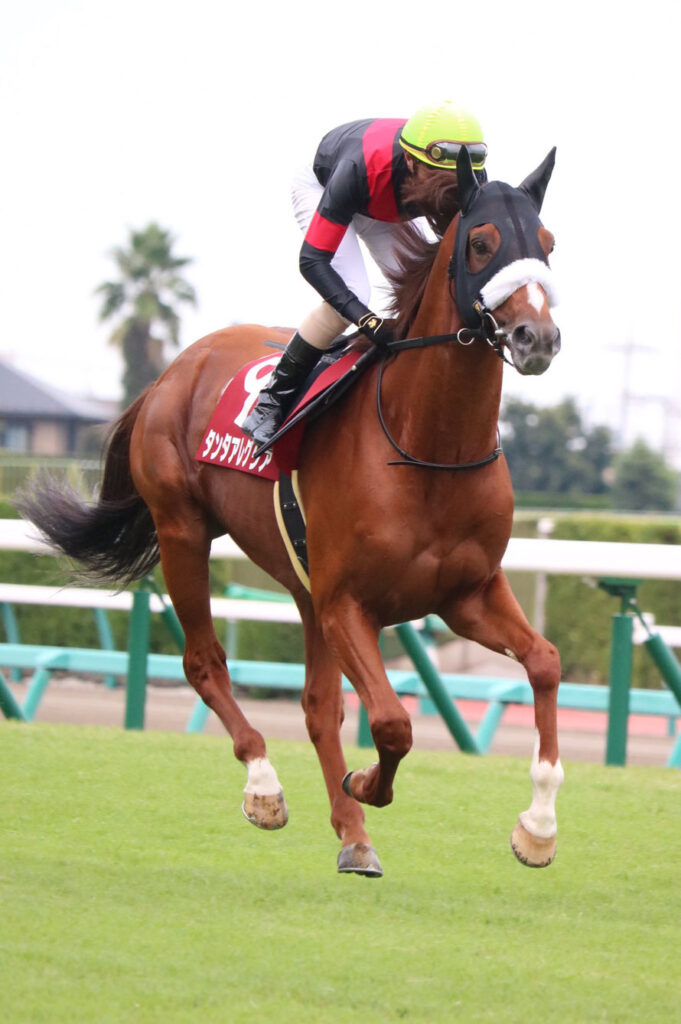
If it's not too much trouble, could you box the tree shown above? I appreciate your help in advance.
[612,439,678,511]
[96,223,196,407]
[501,397,613,499]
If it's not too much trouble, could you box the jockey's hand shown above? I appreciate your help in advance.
[358,312,394,350]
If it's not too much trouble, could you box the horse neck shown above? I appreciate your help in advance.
[386,222,504,463]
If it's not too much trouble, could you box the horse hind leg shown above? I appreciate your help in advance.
[300,612,383,877]
[440,570,563,868]
[152,506,288,830]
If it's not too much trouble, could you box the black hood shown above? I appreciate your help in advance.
[450,148,556,329]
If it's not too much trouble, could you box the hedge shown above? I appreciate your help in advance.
[543,516,681,687]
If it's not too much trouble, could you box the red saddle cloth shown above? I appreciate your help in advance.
[195,347,363,479]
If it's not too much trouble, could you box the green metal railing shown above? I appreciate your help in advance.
[3,574,681,767]
[598,577,681,766]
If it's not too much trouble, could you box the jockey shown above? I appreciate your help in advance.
[242,101,488,449]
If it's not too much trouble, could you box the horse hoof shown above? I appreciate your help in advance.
[337,843,383,877]
[341,764,379,803]
[242,791,289,830]
[510,818,556,868]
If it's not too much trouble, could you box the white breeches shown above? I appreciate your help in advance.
[291,164,418,349]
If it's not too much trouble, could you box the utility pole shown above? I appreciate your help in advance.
[608,338,656,448]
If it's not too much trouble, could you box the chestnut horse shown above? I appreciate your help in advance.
[20,149,564,876]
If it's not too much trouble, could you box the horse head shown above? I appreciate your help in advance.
[451,147,561,376]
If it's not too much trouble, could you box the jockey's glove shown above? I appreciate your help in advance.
[357,312,394,351]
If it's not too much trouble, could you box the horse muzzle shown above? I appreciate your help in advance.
[509,323,561,376]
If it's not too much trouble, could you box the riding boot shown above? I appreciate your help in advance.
[242,332,322,449]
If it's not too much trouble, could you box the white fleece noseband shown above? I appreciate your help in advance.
[480,258,559,312]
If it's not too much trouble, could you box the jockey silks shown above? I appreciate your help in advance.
[300,119,411,326]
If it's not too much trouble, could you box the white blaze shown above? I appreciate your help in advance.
[526,282,546,314]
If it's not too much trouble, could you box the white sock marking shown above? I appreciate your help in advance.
[244,757,282,796]
[519,734,564,838]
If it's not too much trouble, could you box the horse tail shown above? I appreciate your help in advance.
[17,391,160,586]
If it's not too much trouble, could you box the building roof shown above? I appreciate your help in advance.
[0,359,116,422]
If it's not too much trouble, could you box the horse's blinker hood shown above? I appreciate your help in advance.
[450,147,559,330]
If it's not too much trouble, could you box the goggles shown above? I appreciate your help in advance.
[426,140,488,169]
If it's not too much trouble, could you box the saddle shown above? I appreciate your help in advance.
[195,333,380,589]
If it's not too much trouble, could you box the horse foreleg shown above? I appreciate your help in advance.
[300,613,382,876]
[155,516,287,830]
[441,570,563,867]
[319,597,413,811]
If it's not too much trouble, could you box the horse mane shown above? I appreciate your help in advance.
[386,169,461,338]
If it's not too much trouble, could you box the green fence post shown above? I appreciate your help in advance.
[125,589,150,730]
[186,699,211,734]
[394,622,480,754]
[475,701,506,753]
[598,579,641,768]
[605,612,634,766]
[357,703,373,748]
[668,729,681,769]
[354,629,385,749]
[22,666,52,721]
[94,608,118,688]
[1,601,22,680]
[0,669,26,720]
[642,632,681,707]
[143,577,185,652]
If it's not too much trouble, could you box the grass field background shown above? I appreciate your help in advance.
[1,724,679,1023]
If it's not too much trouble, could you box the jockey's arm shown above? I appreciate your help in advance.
[299,238,368,326]
[299,160,372,327]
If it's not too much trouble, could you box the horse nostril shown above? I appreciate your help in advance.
[511,324,537,350]
[510,322,559,375]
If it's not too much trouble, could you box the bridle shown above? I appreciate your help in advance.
[383,304,512,365]
[363,148,558,472]
[375,257,511,471]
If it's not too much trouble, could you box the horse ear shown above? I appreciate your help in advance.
[519,147,556,212]
[456,145,480,214]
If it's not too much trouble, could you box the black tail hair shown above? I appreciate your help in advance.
[16,391,160,586]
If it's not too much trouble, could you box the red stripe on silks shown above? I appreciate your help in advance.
[304,212,348,253]
[363,118,407,222]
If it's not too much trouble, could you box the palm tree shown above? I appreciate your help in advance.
[96,223,197,407]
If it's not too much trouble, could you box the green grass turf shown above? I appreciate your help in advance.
[1,724,679,1023]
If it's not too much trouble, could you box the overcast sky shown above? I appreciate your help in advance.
[2,1,680,459]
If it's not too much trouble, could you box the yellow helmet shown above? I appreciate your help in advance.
[400,102,487,169]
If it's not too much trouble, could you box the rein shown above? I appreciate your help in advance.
[376,313,507,471]
[376,360,503,470]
